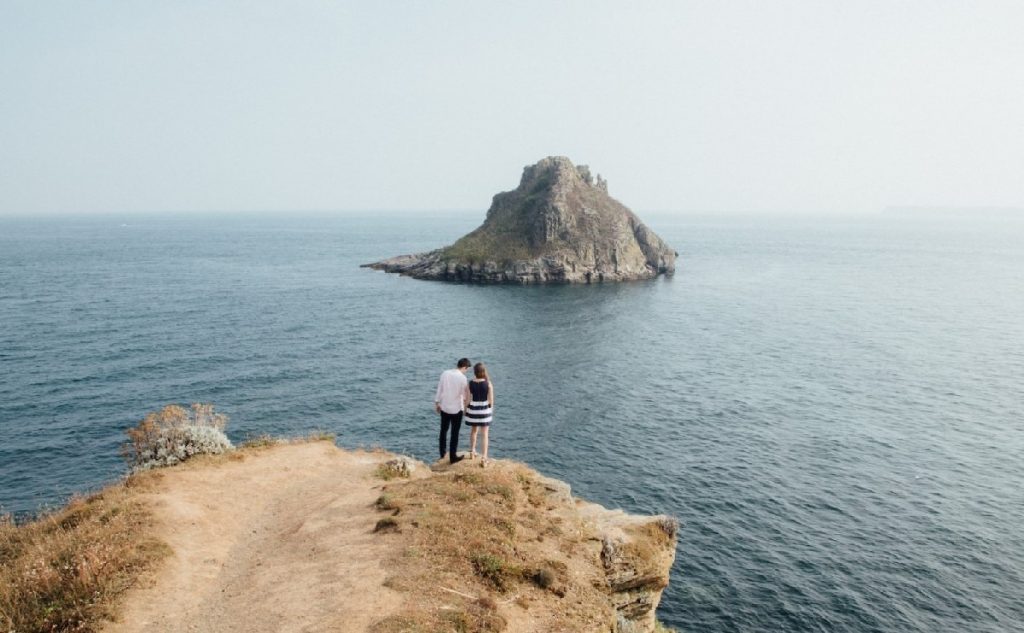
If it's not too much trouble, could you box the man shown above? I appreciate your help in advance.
[434,357,471,464]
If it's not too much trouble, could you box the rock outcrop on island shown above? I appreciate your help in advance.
[364,156,678,283]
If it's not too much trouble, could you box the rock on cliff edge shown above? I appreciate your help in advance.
[363,156,678,283]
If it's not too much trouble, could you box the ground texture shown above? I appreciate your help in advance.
[107,442,402,632]
[98,441,676,632]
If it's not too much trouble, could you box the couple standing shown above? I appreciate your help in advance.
[434,358,494,465]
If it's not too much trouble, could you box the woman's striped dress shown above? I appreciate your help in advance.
[465,379,492,426]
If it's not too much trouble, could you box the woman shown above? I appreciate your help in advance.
[465,362,494,466]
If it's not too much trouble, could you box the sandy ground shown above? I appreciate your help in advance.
[106,442,405,633]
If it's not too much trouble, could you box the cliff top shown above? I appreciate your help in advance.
[3,440,677,632]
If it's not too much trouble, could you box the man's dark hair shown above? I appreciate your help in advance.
[457,358,471,369]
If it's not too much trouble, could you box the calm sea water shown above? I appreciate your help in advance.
[1,212,1022,632]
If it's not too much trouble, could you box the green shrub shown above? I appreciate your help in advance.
[471,553,519,591]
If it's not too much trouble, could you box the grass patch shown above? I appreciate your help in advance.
[372,606,505,633]
[438,208,541,267]
[369,614,427,633]
[303,430,336,443]
[0,483,169,633]
[368,462,615,631]
[240,433,279,449]
[481,483,515,502]
[470,553,518,591]
[240,432,337,450]
[440,233,536,266]
[453,472,483,485]
[375,494,400,512]
[492,517,515,538]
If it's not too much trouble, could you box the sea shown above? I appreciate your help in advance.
[1,212,1022,632]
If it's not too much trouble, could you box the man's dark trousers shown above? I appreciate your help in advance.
[439,410,462,459]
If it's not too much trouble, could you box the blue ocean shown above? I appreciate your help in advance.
[1,212,1022,632]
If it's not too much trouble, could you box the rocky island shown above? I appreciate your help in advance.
[364,156,678,283]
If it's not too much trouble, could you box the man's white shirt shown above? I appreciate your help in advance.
[435,368,469,414]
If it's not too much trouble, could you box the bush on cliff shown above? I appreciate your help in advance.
[122,403,233,470]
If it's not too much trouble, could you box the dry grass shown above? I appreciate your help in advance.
[303,430,336,443]
[368,462,616,632]
[1,437,671,632]
[240,431,335,450]
[440,229,537,266]
[0,478,169,632]
[240,433,280,449]
[375,494,400,512]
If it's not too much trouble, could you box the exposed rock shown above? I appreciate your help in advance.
[520,469,678,631]
[533,471,574,507]
[579,503,679,632]
[363,156,678,283]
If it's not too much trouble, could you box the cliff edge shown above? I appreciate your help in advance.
[102,441,677,632]
[364,156,678,283]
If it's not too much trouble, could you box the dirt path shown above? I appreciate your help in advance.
[106,442,406,632]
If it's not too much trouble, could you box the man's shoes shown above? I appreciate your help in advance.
[450,455,465,464]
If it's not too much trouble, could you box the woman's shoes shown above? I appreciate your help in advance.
[480,457,489,468]
[469,451,476,460]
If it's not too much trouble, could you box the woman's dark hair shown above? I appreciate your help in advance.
[457,358,471,369]
[473,362,489,380]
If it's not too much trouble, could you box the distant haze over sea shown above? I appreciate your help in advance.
[884,206,1024,217]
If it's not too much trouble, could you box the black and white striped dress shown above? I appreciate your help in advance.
[465,379,492,426]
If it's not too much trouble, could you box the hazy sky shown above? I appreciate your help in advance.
[2,1,1022,215]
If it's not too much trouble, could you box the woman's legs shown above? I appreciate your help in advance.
[469,426,478,457]
[481,426,489,460]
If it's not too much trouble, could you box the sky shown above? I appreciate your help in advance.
[1,1,1023,216]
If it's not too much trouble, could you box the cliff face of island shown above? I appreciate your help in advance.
[364,156,678,283]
